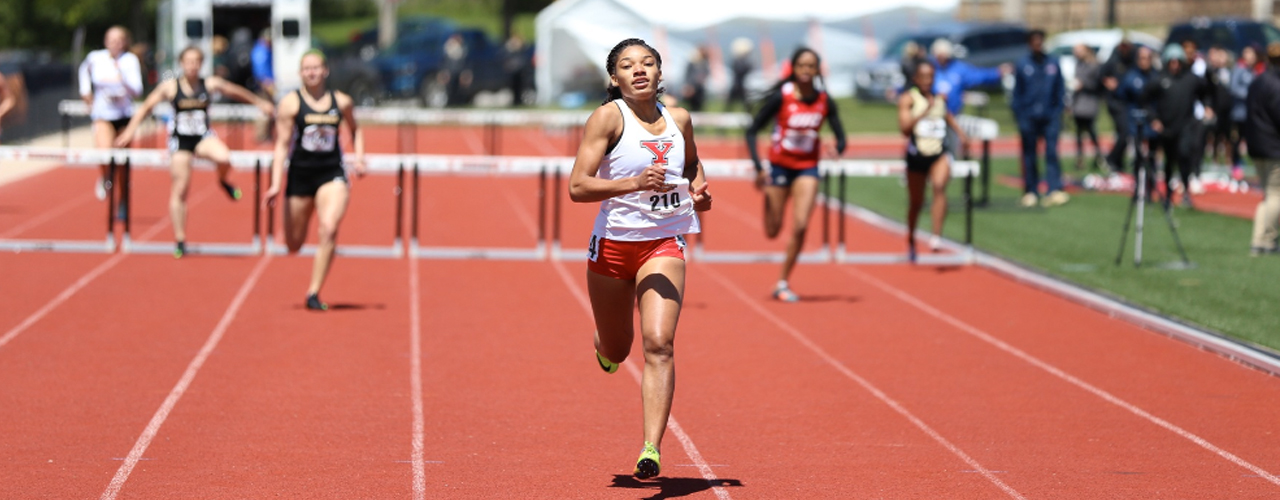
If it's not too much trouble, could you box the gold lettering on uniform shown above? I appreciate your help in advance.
[304,114,340,125]
[177,98,206,109]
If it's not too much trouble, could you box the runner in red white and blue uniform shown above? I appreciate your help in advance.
[745,47,846,302]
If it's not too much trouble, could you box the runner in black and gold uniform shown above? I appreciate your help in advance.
[896,61,966,262]
[265,50,366,311]
[117,46,274,258]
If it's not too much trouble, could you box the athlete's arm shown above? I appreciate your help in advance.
[265,92,299,202]
[825,97,847,156]
[743,90,782,172]
[78,56,93,106]
[672,107,711,211]
[120,53,143,100]
[897,92,920,136]
[336,91,366,177]
[942,96,968,145]
[113,79,174,147]
[207,76,275,116]
[568,104,663,203]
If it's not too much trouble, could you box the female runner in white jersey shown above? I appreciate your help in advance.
[897,61,966,262]
[79,26,143,202]
[568,38,712,480]
[116,47,275,258]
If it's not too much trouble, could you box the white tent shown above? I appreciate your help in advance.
[534,0,957,106]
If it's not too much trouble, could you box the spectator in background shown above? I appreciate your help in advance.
[1070,43,1103,171]
[251,29,274,142]
[1146,44,1213,209]
[1182,39,1209,193]
[251,29,275,97]
[900,41,926,83]
[930,39,1010,157]
[211,35,231,80]
[441,33,471,106]
[1011,29,1068,207]
[1101,39,1137,172]
[502,34,530,106]
[1116,46,1159,194]
[1244,42,1280,256]
[1229,45,1259,175]
[682,46,710,112]
[79,25,143,203]
[1207,46,1235,167]
[726,38,753,112]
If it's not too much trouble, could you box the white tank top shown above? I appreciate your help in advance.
[592,100,701,241]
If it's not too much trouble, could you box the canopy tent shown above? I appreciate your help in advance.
[534,0,956,106]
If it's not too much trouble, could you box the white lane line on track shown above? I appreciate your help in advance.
[838,265,1280,487]
[549,259,733,500]
[0,187,215,351]
[408,255,427,499]
[700,265,1026,500]
[99,253,272,500]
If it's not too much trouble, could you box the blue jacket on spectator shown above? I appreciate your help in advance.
[932,58,1003,115]
[1116,66,1157,138]
[1010,52,1064,122]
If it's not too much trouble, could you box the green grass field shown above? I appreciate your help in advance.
[839,157,1280,351]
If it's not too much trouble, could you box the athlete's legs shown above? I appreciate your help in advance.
[307,180,351,295]
[905,170,928,245]
[93,121,119,196]
[587,270,636,366]
[928,156,951,237]
[283,196,316,253]
[193,136,233,184]
[762,184,790,239]
[779,175,819,283]
[169,151,194,242]
[634,256,685,451]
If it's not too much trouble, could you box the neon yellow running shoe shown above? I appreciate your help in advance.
[596,350,618,374]
[634,441,661,479]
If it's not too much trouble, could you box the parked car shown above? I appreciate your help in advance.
[1166,17,1280,56]
[372,27,532,107]
[854,22,1028,102]
[1046,29,1163,92]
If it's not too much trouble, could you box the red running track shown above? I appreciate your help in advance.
[2,124,1279,498]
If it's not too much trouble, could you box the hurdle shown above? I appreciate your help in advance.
[408,155,558,261]
[0,147,139,254]
[265,155,405,259]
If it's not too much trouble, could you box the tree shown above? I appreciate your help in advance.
[501,0,552,39]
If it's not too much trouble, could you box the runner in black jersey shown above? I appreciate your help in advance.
[265,49,366,311]
[117,46,274,258]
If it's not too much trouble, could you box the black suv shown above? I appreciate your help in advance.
[854,22,1028,102]
[1166,17,1280,55]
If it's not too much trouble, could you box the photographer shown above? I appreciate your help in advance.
[1115,47,1159,195]
[1144,45,1213,209]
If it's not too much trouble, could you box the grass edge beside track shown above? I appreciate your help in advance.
[837,157,1280,352]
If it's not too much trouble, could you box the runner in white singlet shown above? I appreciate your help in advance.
[567,38,711,481]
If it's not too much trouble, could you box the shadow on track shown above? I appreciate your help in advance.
[609,474,743,500]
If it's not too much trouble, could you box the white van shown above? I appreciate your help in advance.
[156,0,310,97]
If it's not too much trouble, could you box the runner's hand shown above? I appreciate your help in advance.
[754,170,768,191]
[691,183,712,212]
[352,156,367,178]
[635,163,667,191]
[264,184,281,206]
[113,128,134,148]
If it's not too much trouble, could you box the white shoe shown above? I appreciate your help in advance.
[1189,177,1205,195]
[94,178,107,201]
[1020,193,1038,207]
[928,235,941,252]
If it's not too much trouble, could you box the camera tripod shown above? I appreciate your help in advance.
[1114,115,1192,268]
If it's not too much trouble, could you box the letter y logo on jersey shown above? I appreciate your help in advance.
[641,140,674,165]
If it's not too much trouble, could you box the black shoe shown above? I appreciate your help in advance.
[174,241,186,259]
[220,180,243,201]
[305,293,328,311]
